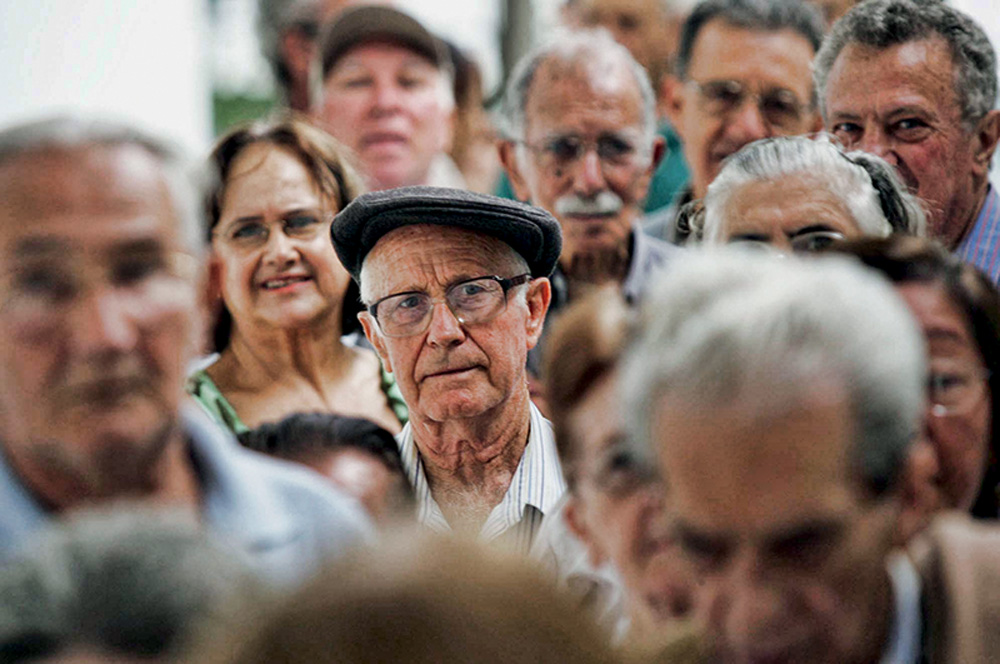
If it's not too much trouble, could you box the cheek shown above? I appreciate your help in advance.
[321,94,367,143]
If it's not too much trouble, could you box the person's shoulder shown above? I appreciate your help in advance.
[913,514,1000,661]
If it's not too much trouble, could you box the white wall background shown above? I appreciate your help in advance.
[0,0,213,154]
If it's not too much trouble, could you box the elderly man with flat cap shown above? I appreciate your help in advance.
[332,186,565,551]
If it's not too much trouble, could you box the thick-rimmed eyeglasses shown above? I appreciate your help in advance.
[517,132,645,171]
[928,367,991,417]
[367,274,532,338]
[688,79,809,131]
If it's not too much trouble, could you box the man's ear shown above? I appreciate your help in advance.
[524,277,552,350]
[565,496,608,568]
[972,110,1000,178]
[498,140,534,202]
[359,311,393,373]
[662,74,686,134]
[894,436,941,547]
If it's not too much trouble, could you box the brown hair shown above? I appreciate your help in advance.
[543,286,633,487]
[206,114,365,351]
[833,235,1000,518]
[186,532,619,664]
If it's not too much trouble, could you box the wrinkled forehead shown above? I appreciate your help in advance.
[360,224,521,296]
[0,145,180,255]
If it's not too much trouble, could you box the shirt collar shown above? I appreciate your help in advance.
[397,401,566,540]
[956,185,999,258]
[0,404,302,555]
[880,551,923,664]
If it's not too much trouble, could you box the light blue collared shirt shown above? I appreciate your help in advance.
[0,403,373,587]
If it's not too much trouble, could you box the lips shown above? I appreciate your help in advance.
[361,131,409,149]
[260,275,311,291]
[422,365,479,381]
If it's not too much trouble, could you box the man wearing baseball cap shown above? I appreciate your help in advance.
[332,186,565,551]
[312,5,461,192]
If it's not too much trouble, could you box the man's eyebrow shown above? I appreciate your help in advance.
[13,237,68,257]
[789,224,838,237]
[762,518,844,550]
[112,238,166,254]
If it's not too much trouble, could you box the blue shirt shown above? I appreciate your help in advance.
[0,404,373,587]
[956,185,1000,286]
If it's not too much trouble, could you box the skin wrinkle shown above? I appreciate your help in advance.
[824,38,995,247]
[359,225,550,529]
[208,143,399,433]
[668,20,817,198]
[720,173,867,250]
[502,53,660,286]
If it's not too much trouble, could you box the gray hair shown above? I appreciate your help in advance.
[500,28,657,150]
[623,250,926,497]
[814,0,998,128]
[0,508,257,661]
[0,116,208,256]
[675,0,824,80]
[699,135,927,242]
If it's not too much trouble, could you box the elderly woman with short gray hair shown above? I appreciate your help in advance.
[690,135,925,253]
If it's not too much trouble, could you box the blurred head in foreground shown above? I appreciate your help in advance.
[0,508,256,664]
[545,286,694,636]
[189,533,618,664]
[624,250,927,663]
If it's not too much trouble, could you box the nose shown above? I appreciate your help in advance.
[718,551,787,652]
[70,287,139,355]
[371,79,403,116]
[263,228,298,267]
[727,98,772,143]
[571,149,608,196]
[856,125,897,166]
[425,301,466,348]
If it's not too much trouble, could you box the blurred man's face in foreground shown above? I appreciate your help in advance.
[0,145,199,497]
[655,387,906,664]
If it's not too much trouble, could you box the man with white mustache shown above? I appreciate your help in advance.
[499,28,680,375]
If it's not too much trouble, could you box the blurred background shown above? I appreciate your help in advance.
[0,0,574,155]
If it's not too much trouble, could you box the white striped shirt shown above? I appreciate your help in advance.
[396,402,567,554]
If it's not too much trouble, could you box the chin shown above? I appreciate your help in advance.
[420,391,504,422]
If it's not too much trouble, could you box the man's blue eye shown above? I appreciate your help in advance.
[397,295,424,310]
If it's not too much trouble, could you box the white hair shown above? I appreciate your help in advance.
[500,27,657,151]
[0,116,208,257]
[623,249,926,496]
[699,136,927,243]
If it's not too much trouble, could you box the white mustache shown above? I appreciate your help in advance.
[554,191,624,217]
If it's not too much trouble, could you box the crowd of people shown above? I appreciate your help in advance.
[1,0,999,661]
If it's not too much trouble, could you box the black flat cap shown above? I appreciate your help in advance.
[331,186,562,282]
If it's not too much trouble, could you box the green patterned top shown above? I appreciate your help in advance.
[186,363,408,436]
